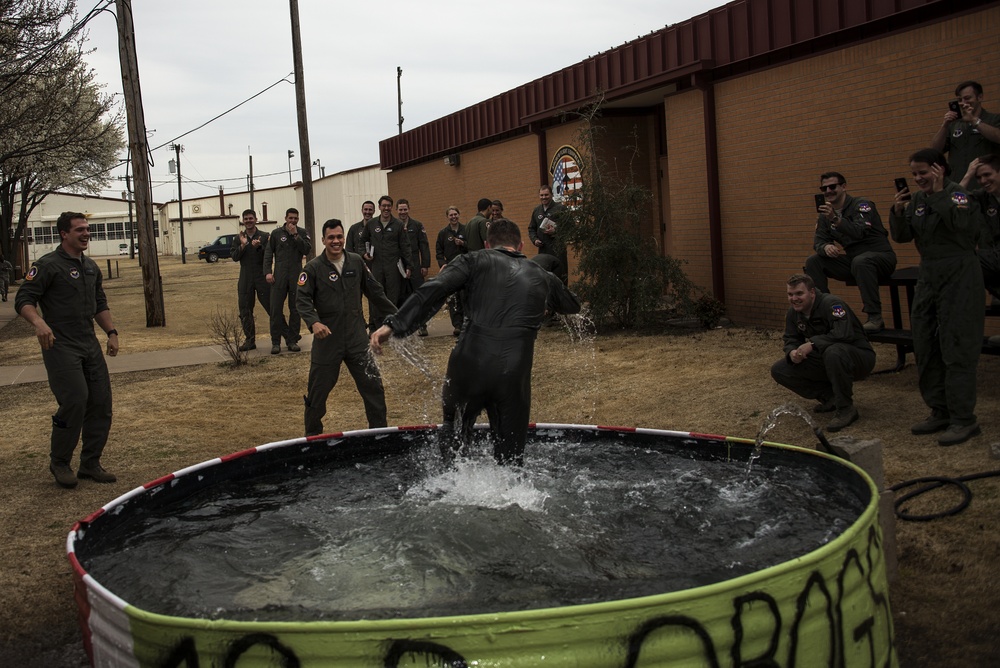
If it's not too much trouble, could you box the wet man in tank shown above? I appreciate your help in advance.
[371,218,581,466]
[770,273,875,432]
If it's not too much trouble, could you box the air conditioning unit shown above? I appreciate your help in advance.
[191,204,202,214]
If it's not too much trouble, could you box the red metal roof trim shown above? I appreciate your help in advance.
[380,0,965,169]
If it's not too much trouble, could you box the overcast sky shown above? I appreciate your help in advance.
[83,1,729,201]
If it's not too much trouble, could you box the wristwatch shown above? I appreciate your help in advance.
[106,329,118,337]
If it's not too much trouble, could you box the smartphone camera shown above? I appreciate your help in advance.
[949,100,961,115]
[894,178,908,192]
[814,193,826,211]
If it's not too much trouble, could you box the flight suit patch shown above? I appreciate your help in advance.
[915,204,926,217]
[297,271,308,286]
[329,272,339,282]
[951,192,968,208]
[831,305,847,318]
[25,266,38,281]
[344,270,357,278]
[858,202,872,213]
[70,268,80,279]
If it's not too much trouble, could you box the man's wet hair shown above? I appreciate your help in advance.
[56,211,87,234]
[477,198,493,212]
[955,80,983,97]
[786,273,815,290]
[819,172,846,186]
[486,218,520,248]
[977,153,1000,173]
[322,218,344,234]
[908,148,951,177]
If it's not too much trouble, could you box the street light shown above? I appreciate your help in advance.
[287,149,295,184]
[312,158,325,178]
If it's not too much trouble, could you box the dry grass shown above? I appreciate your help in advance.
[1,255,999,666]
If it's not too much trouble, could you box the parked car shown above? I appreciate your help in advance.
[118,244,130,255]
[198,234,238,263]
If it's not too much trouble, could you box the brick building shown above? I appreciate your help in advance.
[378,0,999,329]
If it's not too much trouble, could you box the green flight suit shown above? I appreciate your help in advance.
[464,214,489,252]
[358,216,410,329]
[971,189,1000,298]
[14,248,113,468]
[231,229,270,344]
[890,183,985,426]
[264,224,311,346]
[296,251,397,435]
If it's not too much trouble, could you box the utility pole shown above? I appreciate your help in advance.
[397,66,404,135]
[170,144,187,264]
[289,0,317,257]
[248,148,255,213]
[117,172,135,259]
[115,0,165,327]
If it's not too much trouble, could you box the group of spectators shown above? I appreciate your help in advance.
[18,79,999,489]
[14,186,581,488]
[773,80,1000,448]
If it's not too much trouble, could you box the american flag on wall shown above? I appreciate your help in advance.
[549,146,584,204]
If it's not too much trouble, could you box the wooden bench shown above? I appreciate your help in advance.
[844,266,1000,372]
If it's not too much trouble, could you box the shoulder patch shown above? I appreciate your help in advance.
[857,202,872,213]
[951,192,969,207]
[831,305,847,319]
[25,266,38,281]
[297,271,308,286]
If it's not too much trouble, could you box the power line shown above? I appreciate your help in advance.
[59,73,297,192]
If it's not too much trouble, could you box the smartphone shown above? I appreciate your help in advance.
[814,193,826,211]
[894,178,908,192]
[949,100,961,115]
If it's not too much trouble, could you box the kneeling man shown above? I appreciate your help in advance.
[770,274,876,432]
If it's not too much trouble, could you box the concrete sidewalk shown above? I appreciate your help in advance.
[0,286,457,386]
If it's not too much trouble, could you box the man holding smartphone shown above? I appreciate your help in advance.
[804,172,897,333]
[931,81,1000,184]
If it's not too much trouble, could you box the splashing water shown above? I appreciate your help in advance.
[80,432,868,622]
[746,403,821,479]
[560,305,597,345]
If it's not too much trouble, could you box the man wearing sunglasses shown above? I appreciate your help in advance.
[804,172,897,333]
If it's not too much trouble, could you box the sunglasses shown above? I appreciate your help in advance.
[819,184,842,192]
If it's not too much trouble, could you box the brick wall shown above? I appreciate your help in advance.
[670,6,1000,327]
[387,134,539,275]
[386,6,1000,334]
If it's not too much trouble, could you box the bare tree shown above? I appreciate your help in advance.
[209,307,251,367]
[0,0,123,261]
